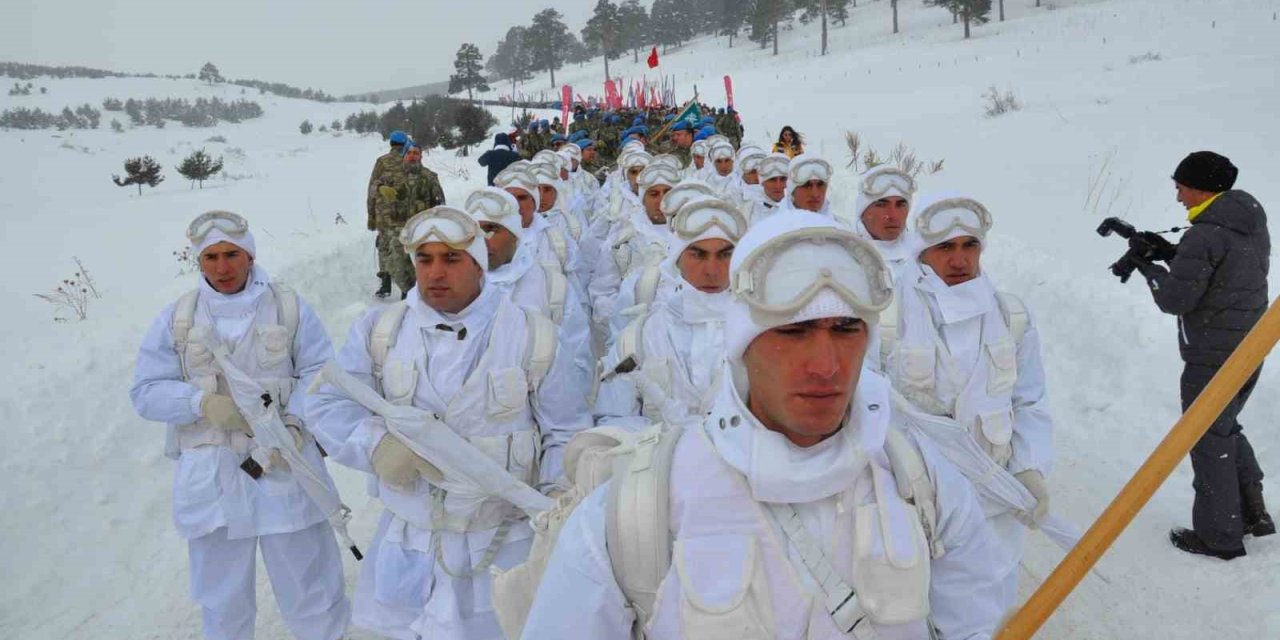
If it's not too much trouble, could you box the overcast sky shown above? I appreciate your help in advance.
[2,0,608,95]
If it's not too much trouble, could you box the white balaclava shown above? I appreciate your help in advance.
[189,210,257,258]
[714,211,897,505]
[465,187,523,242]
[400,206,489,272]
[530,160,567,210]
[664,198,749,284]
[853,166,919,262]
[691,140,709,161]
[786,153,833,205]
[757,153,791,204]
[493,165,541,214]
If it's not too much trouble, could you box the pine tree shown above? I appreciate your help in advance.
[488,26,535,82]
[526,8,573,88]
[926,0,991,38]
[449,43,490,100]
[749,0,792,55]
[112,156,165,195]
[299,119,313,134]
[176,149,224,189]
[198,62,223,85]
[583,0,622,79]
[718,0,751,48]
[617,0,650,62]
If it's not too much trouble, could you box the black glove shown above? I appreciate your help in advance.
[1137,232,1178,262]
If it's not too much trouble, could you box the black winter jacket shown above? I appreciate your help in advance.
[1138,190,1271,366]
[478,147,522,186]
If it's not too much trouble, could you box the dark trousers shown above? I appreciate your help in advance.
[1181,363,1265,550]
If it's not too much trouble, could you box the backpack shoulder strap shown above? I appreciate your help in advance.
[171,289,200,380]
[877,294,902,372]
[539,263,569,325]
[884,428,945,559]
[634,263,663,307]
[269,281,301,365]
[545,226,569,269]
[369,302,411,392]
[521,306,558,392]
[606,422,684,628]
[996,292,1029,344]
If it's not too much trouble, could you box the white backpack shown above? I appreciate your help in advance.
[491,421,942,639]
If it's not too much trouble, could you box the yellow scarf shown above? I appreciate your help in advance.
[1187,192,1223,222]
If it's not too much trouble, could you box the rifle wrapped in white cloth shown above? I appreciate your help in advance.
[204,340,363,560]
[890,389,1082,552]
[308,360,555,520]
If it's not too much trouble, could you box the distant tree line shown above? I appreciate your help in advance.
[0,104,101,130]
[342,96,498,154]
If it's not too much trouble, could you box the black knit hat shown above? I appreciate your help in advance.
[1172,151,1238,192]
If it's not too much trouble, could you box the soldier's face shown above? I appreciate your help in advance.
[643,185,671,224]
[413,242,484,313]
[715,158,734,177]
[693,155,705,169]
[582,148,598,162]
[763,177,788,202]
[537,185,557,212]
[677,238,734,293]
[920,236,982,286]
[403,149,422,164]
[505,187,536,227]
[479,222,518,270]
[744,170,760,185]
[860,197,910,241]
[792,180,828,212]
[200,242,253,295]
[627,167,644,193]
[743,317,868,448]
[672,130,693,148]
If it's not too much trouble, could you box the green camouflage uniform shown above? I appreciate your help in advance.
[367,150,401,231]
[717,113,744,148]
[373,160,419,294]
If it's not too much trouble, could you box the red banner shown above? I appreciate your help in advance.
[561,85,572,134]
[724,75,734,110]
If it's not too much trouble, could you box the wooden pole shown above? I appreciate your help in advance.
[997,298,1280,639]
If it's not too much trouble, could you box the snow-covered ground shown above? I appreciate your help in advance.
[2,0,1277,637]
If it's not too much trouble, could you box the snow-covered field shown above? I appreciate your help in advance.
[2,0,1277,637]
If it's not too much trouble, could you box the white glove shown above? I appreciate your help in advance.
[1015,470,1050,528]
[200,394,250,433]
[637,376,687,425]
[268,416,308,471]
[371,435,441,490]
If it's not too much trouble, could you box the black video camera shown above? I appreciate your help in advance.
[1096,217,1180,283]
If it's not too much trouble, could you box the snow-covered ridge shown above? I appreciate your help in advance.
[2,0,1278,636]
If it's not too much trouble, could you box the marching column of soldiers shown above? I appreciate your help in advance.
[131,98,1271,640]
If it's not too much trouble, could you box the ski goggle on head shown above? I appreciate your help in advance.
[650,154,682,172]
[186,210,249,243]
[860,166,917,199]
[399,206,480,252]
[638,165,682,192]
[671,199,749,243]
[464,188,522,240]
[732,226,893,326]
[915,197,993,246]
[661,181,716,220]
[708,144,735,162]
[789,156,832,186]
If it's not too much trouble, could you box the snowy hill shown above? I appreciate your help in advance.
[2,0,1278,637]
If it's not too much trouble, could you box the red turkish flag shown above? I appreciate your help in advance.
[647,46,659,69]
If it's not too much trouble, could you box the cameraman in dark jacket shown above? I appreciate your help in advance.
[477,132,521,186]
[1131,151,1273,559]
